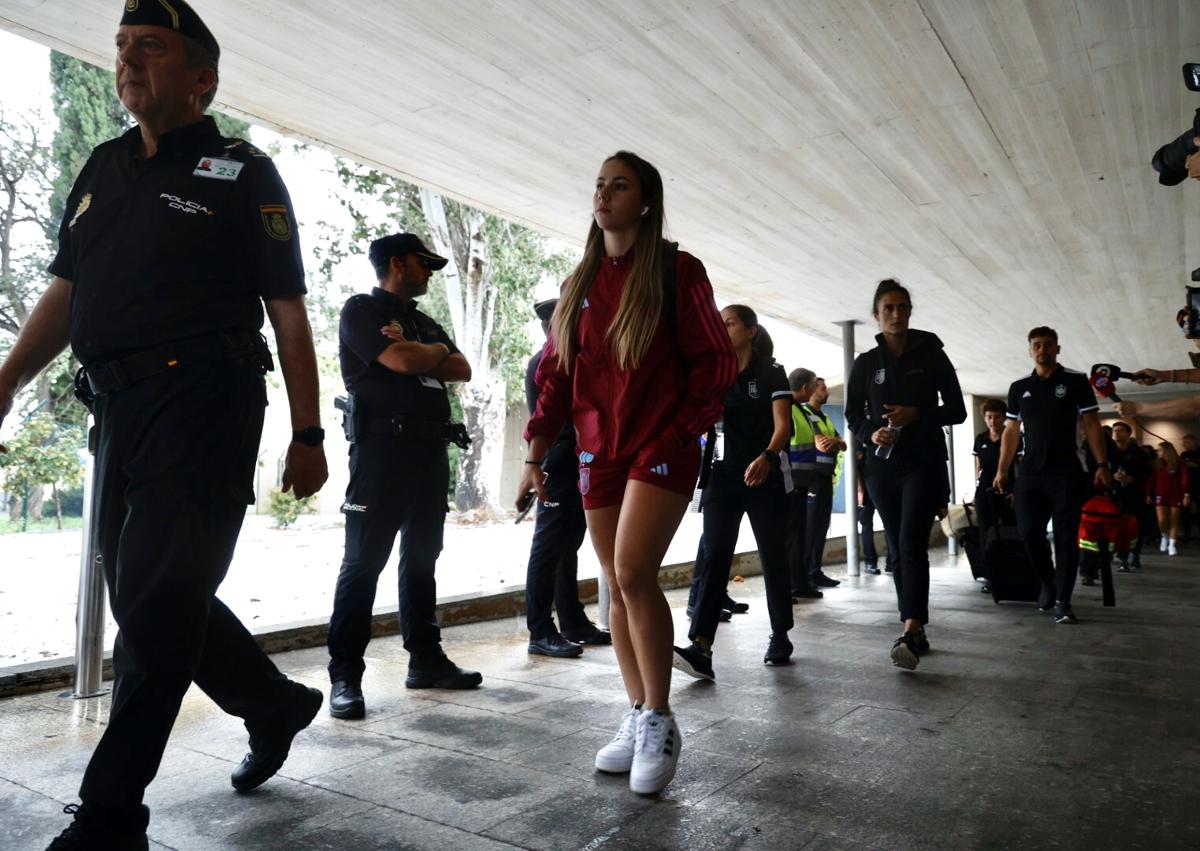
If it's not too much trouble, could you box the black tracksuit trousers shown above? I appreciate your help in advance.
[79,366,293,812]
[867,465,939,624]
[328,437,449,682]
[1014,470,1084,605]
[524,463,590,639]
[688,465,794,644]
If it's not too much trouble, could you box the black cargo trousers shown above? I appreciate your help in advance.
[327,434,449,682]
[79,364,295,812]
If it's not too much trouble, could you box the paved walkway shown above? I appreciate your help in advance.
[3,547,1198,850]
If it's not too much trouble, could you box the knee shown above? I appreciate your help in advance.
[614,561,658,601]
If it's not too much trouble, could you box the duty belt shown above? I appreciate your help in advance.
[78,331,273,399]
[362,416,471,448]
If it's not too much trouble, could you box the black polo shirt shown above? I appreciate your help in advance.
[48,117,306,365]
[973,431,1002,488]
[339,288,458,421]
[1006,365,1098,475]
[719,359,791,472]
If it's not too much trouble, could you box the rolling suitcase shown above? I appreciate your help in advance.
[960,503,985,581]
[979,491,1041,604]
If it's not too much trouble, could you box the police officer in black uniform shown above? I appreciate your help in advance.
[327,233,481,720]
[0,4,329,847]
[523,298,611,658]
[994,327,1111,623]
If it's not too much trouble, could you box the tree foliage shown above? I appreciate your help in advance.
[0,412,85,529]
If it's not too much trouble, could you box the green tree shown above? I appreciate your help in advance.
[323,157,575,511]
[0,412,85,530]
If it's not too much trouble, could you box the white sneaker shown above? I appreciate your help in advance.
[1161,538,1169,553]
[629,710,681,795]
[1169,540,1178,556]
[594,706,640,773]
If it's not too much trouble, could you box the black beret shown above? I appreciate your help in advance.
[120,0,220,63]
[534,299,558,321]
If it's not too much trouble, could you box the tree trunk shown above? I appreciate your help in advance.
[53,483,63,530]
[453,379,507,511]
[27,483,45,522]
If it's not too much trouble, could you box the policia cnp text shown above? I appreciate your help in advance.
[326,233,481,721]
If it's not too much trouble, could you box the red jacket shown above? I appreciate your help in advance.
[525,248,736,462]
[1147,463,1189,502]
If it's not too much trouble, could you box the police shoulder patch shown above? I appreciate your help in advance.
[260,204,291,241]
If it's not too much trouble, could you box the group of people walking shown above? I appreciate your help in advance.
[0,3,1183,846]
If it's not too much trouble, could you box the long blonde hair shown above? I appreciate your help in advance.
[1159,441,1180,474]
[551,151,667,371]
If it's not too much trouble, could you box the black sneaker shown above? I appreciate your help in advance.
[46,803,149,851]
[1037,583,1056,612]
[329,679,365,720]
[405,653,483,689]
[722,595,750,614]
[914,628,930,654]
[672,642,715,681]
[562,624,612,645]
[763,634,793,666]
[890,634,920,671]
[528,633,583,658]
[232,684,323,792]
[813,572,841,588]
[791,588,824,601]
[1054,603,1078,624]
[864,563,882,575]
[1081,575,1098,585]
[980,581,992,594]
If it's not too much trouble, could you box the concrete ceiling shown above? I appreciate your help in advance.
[3,0,1200,396]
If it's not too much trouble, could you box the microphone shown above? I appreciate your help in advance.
[1090,362,1136,381]
[1090,373,1121,403]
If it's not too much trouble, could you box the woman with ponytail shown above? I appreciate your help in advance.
[673,304,796,683]
[518,151,736,795]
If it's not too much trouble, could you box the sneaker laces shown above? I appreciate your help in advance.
[610,707,640,748]
[47,805,84,849]
[636,712,668,758]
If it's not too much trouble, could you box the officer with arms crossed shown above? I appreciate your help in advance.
[326,233,481,722]
[994,327,1111,624]
[0,3,330,847]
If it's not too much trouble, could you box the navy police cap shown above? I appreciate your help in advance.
[368,233,449,272]
[120,0,220,63]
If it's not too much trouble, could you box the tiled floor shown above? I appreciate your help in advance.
[3,547,1198,850]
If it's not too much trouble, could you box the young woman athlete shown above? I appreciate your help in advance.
[846,280,965,671]
[519,151,735,795]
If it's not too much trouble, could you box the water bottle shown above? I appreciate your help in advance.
[875,426,902,459]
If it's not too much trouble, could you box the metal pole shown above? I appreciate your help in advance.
[835,320,860,577]
[67,420,108,699]
[945,424,958,557]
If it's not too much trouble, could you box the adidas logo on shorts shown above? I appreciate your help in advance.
[650,463,670,476]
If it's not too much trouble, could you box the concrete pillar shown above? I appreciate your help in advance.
[835,320,860,577]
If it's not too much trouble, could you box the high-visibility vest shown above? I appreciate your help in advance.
[789,403,843,485]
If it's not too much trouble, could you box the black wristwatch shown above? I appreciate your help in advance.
[292,426,325,446]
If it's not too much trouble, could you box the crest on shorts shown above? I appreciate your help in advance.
[260,204,291,241]
[1055,384,1066,398]
[578,466,591,495]
[874,368,886,385]
[69,193,92,228]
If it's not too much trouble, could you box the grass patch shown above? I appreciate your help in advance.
[0,516,84,535]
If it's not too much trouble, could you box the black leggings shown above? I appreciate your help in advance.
[688,466,794,644]
[867,465,939,625]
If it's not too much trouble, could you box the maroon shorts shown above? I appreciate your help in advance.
[1154,494,1185,509]
[578,439,701,510]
